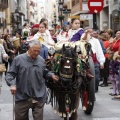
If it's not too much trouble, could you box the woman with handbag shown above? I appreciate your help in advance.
[3,34,16,73]
[0,43,8,93]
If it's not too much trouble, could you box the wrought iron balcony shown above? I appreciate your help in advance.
[0,0,8,9]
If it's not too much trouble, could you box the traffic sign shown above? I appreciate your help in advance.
[88,0,104,13]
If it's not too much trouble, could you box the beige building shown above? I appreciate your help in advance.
[0,0,9,34]
[71,0,120,32]
[27,0,38,25]
[0,0,29,35]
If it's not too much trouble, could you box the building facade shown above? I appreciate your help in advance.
[0,0,9,34]
[71,0,120,32]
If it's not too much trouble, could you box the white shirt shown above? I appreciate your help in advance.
[32,31,54,49]
[68,28,83,40]
[81,33,105,65]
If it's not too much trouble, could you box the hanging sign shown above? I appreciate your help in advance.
[88,0,104,13]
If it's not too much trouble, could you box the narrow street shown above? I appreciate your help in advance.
[0,0,120,120]
[0,75,120,120]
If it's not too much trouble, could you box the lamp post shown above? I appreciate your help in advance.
[13,9,21,31]
[59,0,63,28]
[93,13,97,30]
[54,13,57,32]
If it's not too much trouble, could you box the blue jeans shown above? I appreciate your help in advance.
[40,45,48,60]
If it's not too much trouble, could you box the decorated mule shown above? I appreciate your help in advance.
[46,43,95,120]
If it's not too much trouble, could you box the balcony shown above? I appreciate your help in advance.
[0,0,8,9]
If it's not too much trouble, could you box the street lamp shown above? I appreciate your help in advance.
[58,0,64,28]
[53,13,57,32]
[93,13,97,29]
[59,1,63,11]
[13,9,21,30]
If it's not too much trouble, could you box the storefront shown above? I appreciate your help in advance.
[111,9,120,34]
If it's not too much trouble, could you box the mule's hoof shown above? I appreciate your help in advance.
[82,106,86,111]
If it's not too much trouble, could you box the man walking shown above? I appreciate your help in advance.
[5,39,58,120]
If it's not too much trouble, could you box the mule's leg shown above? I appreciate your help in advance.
[69,111,78,120]
[64,108,78,120]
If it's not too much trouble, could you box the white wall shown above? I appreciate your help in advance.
[44,0,53,27]
[99,6,109,30]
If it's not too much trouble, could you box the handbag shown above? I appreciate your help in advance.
[0,64,6,72]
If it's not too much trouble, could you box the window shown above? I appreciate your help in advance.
[106,0,108,4]
[114,0,118,3]
[72,0,75,7]
[76,0,79,4]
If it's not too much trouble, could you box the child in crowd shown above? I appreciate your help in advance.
[19,37,28,54]
[27,24,39,41]
[108,51,120,96]
[48,27,57,43]
[33,22,55,60]
[68,18,84,42]
[55,18,88,49]
[57,25,70,42]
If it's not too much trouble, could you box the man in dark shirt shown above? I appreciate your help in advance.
[5,39,58,120]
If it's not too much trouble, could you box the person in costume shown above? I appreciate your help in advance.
[68,18,89,42]
[55,18,89,50]
[32,22,54,60]
[39,18,55,46]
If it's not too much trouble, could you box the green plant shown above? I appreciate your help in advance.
[58,15,64,20]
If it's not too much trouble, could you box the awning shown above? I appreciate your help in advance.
[72,10,89,16]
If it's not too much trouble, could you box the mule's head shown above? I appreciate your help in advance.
[62,44,77,58]
[58,44,78,86]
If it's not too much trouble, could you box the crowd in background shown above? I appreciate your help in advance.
[0,18,120,100]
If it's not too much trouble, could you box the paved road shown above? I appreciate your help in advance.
[0,75,120,120]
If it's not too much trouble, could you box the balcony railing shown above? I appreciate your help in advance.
[0,0,8,9]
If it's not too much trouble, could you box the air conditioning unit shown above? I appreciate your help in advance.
[17,7,22,11]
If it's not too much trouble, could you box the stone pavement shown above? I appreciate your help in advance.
[0,76,120,120]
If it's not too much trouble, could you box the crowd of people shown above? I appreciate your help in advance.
[0,17,120,120]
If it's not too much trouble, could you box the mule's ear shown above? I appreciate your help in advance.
[74,45,77,52]
[85,43,91,55]
[62,44,66,51]
[74,45,81,53]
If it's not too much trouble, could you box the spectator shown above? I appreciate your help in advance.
[3,34,15,72]
[99,31,110,87]
[82,28,105,92]
[22,23,30,38]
